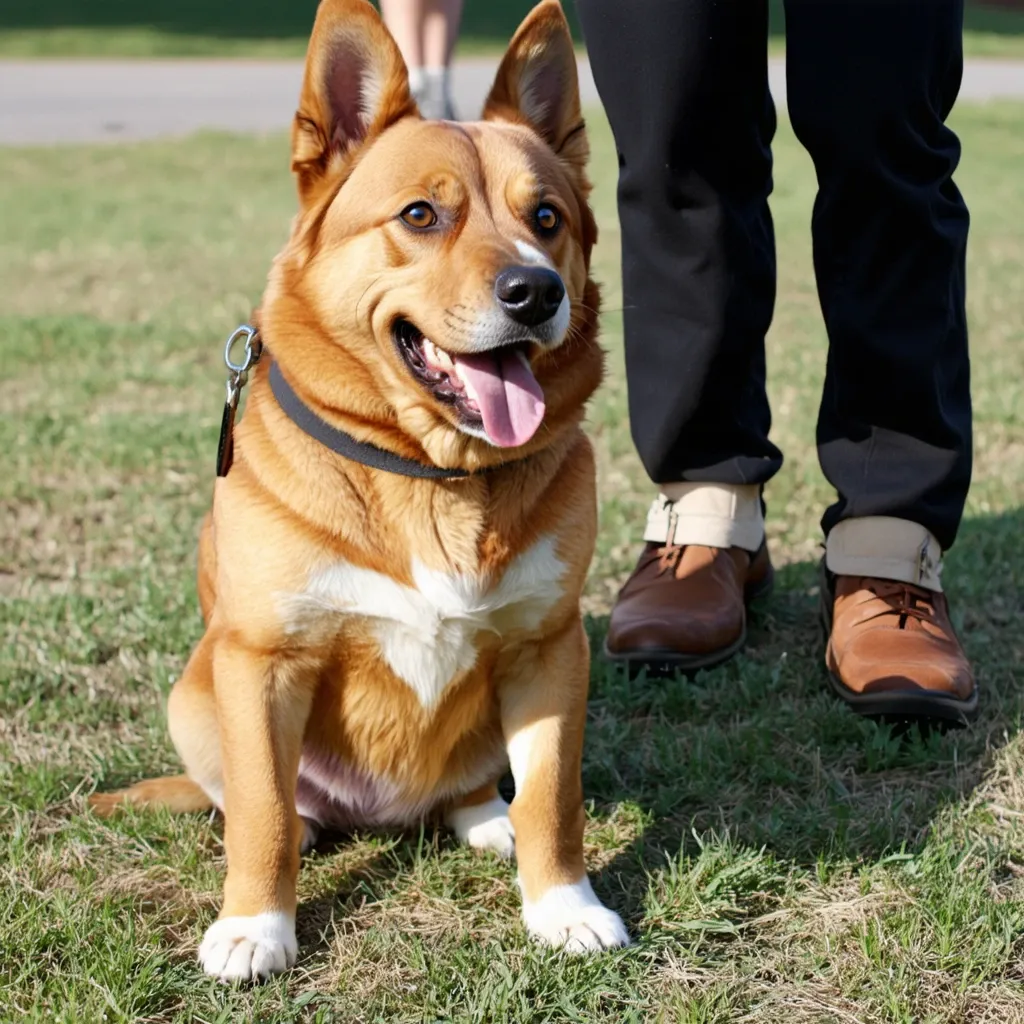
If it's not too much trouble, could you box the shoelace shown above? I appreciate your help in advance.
[856,579,938,630]
[655,541,684,574]
[651,505,686,576]
[651,541,732,579]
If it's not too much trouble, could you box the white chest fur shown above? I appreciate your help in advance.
[279,535,566,710]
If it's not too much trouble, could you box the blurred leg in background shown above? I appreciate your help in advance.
[380,0,464,118]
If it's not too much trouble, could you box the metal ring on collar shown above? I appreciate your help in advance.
[223,324,262,375]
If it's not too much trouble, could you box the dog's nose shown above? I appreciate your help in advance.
[494,266,565,327]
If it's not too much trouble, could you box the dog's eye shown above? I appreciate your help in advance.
[399,203,438,229]
[534,204,561,235]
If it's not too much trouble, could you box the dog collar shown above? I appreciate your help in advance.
[216,324,499,480]
[267,360,473,480]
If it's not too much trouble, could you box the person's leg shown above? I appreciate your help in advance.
[578,0,779,495]
[422,0,462,67]
[786,0,975,722]
[379,0,428,105]
[787,0,971,552]
[419,0,463,118]
[577,0,778,672]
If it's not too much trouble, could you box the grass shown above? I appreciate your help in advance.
[1,100,1023,1021]
[1,0,1024,59]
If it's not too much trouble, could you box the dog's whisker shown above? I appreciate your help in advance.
[444,308,477,327]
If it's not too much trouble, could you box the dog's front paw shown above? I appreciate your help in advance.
[446,795,515,858]
[199,911,297,982]
[522,877,629,953]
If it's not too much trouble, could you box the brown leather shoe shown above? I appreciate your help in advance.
[821,565,977,725]
[604,542,773,674]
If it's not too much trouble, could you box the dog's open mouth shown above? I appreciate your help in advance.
[394,319,545,448]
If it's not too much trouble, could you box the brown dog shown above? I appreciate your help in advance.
[90,0,628,980]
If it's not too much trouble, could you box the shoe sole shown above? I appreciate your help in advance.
[602,568,774,678]
[817,569,978,728]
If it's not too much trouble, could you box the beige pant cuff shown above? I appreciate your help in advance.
[643,483,764,552]
[825,516,944,592]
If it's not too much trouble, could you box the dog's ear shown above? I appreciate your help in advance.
[482,1,587,175]
[291,0,417,206]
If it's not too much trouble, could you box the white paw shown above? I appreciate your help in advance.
[299,817,320,854]
[198,911,297,982]
[522,877,629,953]
[446,795,515,858]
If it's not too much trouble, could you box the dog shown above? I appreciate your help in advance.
[90,0,628,980]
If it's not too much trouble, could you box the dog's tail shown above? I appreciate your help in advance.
[89,775,214,817]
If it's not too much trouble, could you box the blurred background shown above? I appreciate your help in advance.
[1,0,1023,56]
[4,1,1024,144]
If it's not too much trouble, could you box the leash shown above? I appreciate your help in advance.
[216,324,478,480]
[217,325,262,478]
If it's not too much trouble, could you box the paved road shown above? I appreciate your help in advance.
[3,56,1024,144]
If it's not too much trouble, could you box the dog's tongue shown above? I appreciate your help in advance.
[452,349,545,448]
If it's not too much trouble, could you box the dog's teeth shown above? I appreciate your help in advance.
[423,337,454,372]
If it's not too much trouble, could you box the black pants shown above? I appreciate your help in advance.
[576,0,972,550]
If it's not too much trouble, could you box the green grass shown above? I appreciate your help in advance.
[1,0,1023,58]
[2,102,1024,1022]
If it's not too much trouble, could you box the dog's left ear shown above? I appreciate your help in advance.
[291,0,417,206]
[482,1,587,175]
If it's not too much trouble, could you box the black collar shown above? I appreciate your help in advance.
[268,359,476,480]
